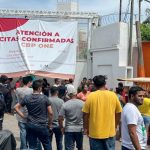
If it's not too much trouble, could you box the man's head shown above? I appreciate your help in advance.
[0,75,8,84]
[32,80,43,93]
[64,80,69,85]
[116,87,123,95]
[87,78,92,84]
[129,86,145,106]
[82,77,87,84]
[68,78,73,84]
[118,82,123,88]
[82,84,88,92]
[43,78,47,83]
[23,76,33,87]
[54,78,60,85]
[67,88,77,99]
[93,75,107,89]
[50,86,58,96]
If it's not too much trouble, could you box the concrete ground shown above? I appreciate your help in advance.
[2,114,139,150]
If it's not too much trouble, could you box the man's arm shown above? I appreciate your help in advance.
[83,112,89,135]
[47,105,53,128]
[58,116,64,134]
[115,112,121,129]
[14,103,26,119]
[128,124,141,150]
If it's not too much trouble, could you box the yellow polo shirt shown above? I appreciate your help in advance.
[82,90,122,139]
[138,98,150,117]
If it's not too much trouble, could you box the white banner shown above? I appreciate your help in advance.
[0,18,77,79]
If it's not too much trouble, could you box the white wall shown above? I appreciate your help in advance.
[90,22,136,89]
[91,23,120,50]
[92,48,119,89]
[74,60,87,89]
[118,22,137,66]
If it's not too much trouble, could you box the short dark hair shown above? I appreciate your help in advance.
[22,76,33,85]
[93,75,107,88]
[51,86,58,95]
[0,75,8,84]
[69,78,73,83]
[118,82,123,88]
[129,86,144,99]
[32,80,43,91]
[116,87,123,95]
[54,78,59,83]
[83,77,87,80]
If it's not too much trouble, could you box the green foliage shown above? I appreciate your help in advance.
[140,23,150,41]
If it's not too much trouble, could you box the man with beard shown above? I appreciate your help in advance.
[121,86,147,150]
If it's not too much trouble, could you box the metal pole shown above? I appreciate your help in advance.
[128,0,134,66]
[87,19,92,78]
[119,0,122,22]
[136,21,145,76]
[139,0,142,23]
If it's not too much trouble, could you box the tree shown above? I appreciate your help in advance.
[140,18,150,41]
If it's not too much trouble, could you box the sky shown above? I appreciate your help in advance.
[0,0,149,19]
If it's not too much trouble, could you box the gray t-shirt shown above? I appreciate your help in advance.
[20,94,51,126]
[16,87,33,123]
[49,97,64,128]
[59,99,84,132]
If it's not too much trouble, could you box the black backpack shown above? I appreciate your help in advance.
[0,92,5,118]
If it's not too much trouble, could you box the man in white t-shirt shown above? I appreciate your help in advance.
[121,86,147,150]
[65,79,75,95]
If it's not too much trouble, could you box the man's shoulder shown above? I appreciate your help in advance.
[144,98,150,103]
[104,90,116,95]
[24,94,32,99]
[123,103,138,113]
[25,94,47,101]
[0,84,9,92]
[63,100,73,107]
[49,97,64,103]
[16,87,33,92]
[69,99,84,106]
[39,94,48,100]
[73,98,84,102]
[66,84,74,88]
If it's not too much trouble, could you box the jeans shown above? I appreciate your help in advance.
[89,137,115,150]
[49,127,63,150]
[18,122,28,150]
[65,132,83,150]
[26,122,51,150]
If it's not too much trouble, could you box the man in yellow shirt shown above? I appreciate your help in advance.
[82,75,122,150]
[138,97,150,144]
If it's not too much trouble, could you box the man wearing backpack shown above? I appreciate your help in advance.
[0,75,12,114]
[0,92,5,130]
[0,75,11,130]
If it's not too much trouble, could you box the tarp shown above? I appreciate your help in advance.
[118,77,150,90]
[0,18,78,79]
[118,77,150,83]
[0,130,16,150]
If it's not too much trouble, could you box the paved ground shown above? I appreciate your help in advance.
[2,114,139,150]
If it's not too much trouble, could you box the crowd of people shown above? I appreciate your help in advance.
[0,74,150,150]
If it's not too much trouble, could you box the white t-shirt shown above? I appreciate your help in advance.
[121,103,147,149]
[65,84,75,94]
